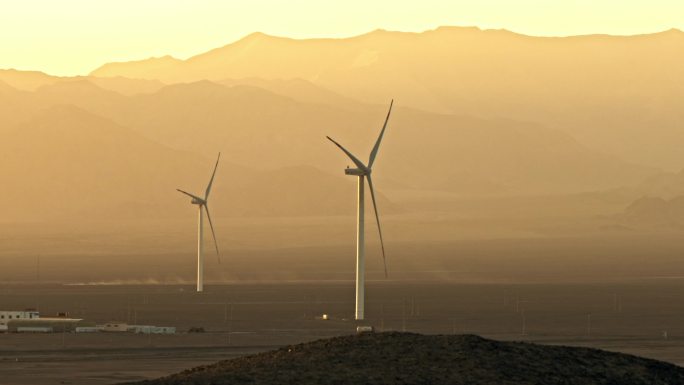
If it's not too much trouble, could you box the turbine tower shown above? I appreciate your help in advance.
[177,153,221,292]
[327,100,393,320]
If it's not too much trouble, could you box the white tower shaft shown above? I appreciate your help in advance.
[326,101,392,321]
[356,176,365,320]
[197,205,204,292]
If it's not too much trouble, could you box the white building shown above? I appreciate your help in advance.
[97,323,176,334]
[101,322,129,332]
[0,309,40,331]
[129,325,176,334]
[7,317,86,333]
[16,326,52,333]
[75,326,101,333]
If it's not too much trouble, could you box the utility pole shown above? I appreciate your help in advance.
[227,303,233,345]
[35,254,41,310]
[402,299,407,332]
[521,309,527,335]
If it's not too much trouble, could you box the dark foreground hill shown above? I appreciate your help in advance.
[123,332,684,385]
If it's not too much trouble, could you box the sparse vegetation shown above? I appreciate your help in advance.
[123,332,684,385]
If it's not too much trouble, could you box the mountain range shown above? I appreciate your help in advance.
[3,27,684,222]
[90,27,684,170]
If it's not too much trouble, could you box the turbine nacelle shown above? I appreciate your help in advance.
[345,167,368,176]
[177,189,206,206]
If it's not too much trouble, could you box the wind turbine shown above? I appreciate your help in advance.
[177,153,221,292]
[327,100,393,320]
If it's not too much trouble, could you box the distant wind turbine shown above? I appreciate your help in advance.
[177,153,221,292]
[327,100,393,320]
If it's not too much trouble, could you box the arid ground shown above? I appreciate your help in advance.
[3,209,684,384]
[3,277,684,384]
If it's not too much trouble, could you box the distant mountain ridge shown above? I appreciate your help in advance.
[0,103,397,221]
[89,26,684,170]
[1,49,673,222]
[91,26,684,83]
[13,77,656,195]
[0,69,165,95]
[620,195,684,226]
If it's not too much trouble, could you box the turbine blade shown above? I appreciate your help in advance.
[366,175,387,278]
[205,152,221,200]
[204,205,221,264]
[326,136,367,170]
[177,189,204,202]
[368,100,393,168]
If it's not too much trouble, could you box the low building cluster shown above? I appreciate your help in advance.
[0,310,175,334]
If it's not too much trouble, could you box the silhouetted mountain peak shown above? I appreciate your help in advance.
[0,68,53,77]
[240,31,274,41]
[89,55,183,79]
[156,79,226,93]
[433,25,484,34]
[149,80,292,104]
[0,68,62,90]
[36,78,110,94]
[24,104,123,134]
[658,28,683,35]
[133,55,181,64]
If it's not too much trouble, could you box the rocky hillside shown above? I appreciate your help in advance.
[123,332,684,385]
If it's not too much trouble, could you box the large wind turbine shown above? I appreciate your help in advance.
[327,100,393,320]
[177,153,221,292]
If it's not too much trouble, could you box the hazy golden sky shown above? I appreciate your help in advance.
[1,0,680,76]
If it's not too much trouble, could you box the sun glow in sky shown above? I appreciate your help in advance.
[1,0,681,76]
